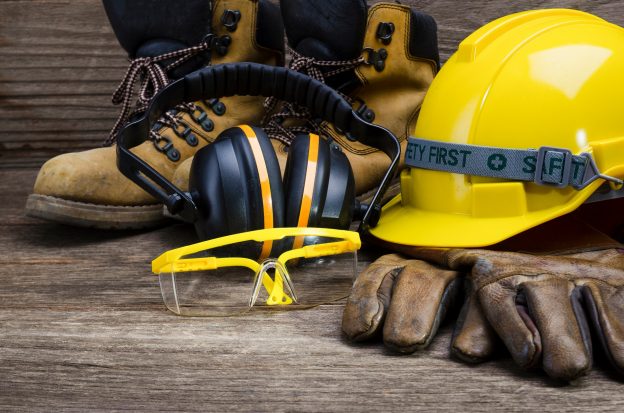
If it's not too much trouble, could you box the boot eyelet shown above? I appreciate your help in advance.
[212,102,225,116]
[154,136,173,152]
[201,118,215,132]
[216,35,231,56]
[173,122,192,138]
[205,33,231,56]
[172,121,199,146]
[363,47,388,72]
[190,106,214,131]
[374,49,387,72]
[186,134,199,147]
[376,22,395,45]
[355,102,376,122]
[221,9,241,32]
[213,102,226,116]
[195,111,208,123]
[205,98,226,116]
[354,99,376,123]
[153,136,180,161]
[219,35,232,48]
[167,148,181,162]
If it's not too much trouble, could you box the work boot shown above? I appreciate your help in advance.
[171,0,370,189]
[260,0,439,195]
[26,0,284,229]
[323,2,439,193]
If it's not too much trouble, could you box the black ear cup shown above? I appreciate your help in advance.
[283,133,328,228]
[188,126,354,249]
[283,134,355,231]
[189,125,285,241]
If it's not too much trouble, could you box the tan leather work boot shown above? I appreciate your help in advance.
[320,3,439,194]
[173,2,439,196]
[26,0,284,229]
[171,0,369,191]
[206,0,436,197]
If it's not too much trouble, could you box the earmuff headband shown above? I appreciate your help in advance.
[116,62,400,232]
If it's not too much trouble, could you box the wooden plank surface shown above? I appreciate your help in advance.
[3,169,624,411]
[3,0,624,411]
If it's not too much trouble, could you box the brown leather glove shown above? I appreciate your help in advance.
[432,247,624,380]
[343,217,624,381]
[342,253,498,362]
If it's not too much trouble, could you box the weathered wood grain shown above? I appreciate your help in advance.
[3,1,624,411]
[2,177,624,411]
[6,170,624,409]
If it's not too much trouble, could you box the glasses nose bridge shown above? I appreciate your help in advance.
[249,259,297,307]
[259,257,280,271]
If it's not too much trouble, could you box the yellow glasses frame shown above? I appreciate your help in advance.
[152,227,362,308]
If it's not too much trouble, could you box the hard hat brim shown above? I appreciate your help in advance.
[369,189,598,248]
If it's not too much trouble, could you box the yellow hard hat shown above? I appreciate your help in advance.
[370,9,624,248]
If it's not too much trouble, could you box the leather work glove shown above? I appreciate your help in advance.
[342,252,498,362]
[343,216,624,381]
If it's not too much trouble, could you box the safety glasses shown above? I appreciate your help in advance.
[152,227,361,316]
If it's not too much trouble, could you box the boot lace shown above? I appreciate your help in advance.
[105,34,225,148]
[262,48,365,145]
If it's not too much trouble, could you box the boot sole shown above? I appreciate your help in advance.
[25,194,169,230]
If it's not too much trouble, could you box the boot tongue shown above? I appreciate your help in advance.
[282,0,368,62]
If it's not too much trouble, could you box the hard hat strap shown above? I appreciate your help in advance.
[405,137,623,190]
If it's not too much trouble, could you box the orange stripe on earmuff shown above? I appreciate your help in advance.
[239,125,273,259]
[292,134,320,250]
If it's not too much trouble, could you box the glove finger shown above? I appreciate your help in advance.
[479,283,542,369]
[451,283,498,363]
[383,260,461,353]
[523,279,592,381]
[342,254,404,341]
[582,283,624,375]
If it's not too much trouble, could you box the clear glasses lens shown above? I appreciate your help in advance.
[159,235,359,316]
[159,267,256,316]
[283,251,358,306]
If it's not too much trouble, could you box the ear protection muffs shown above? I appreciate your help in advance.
[116,62,400,240]
[189,123,353,241]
